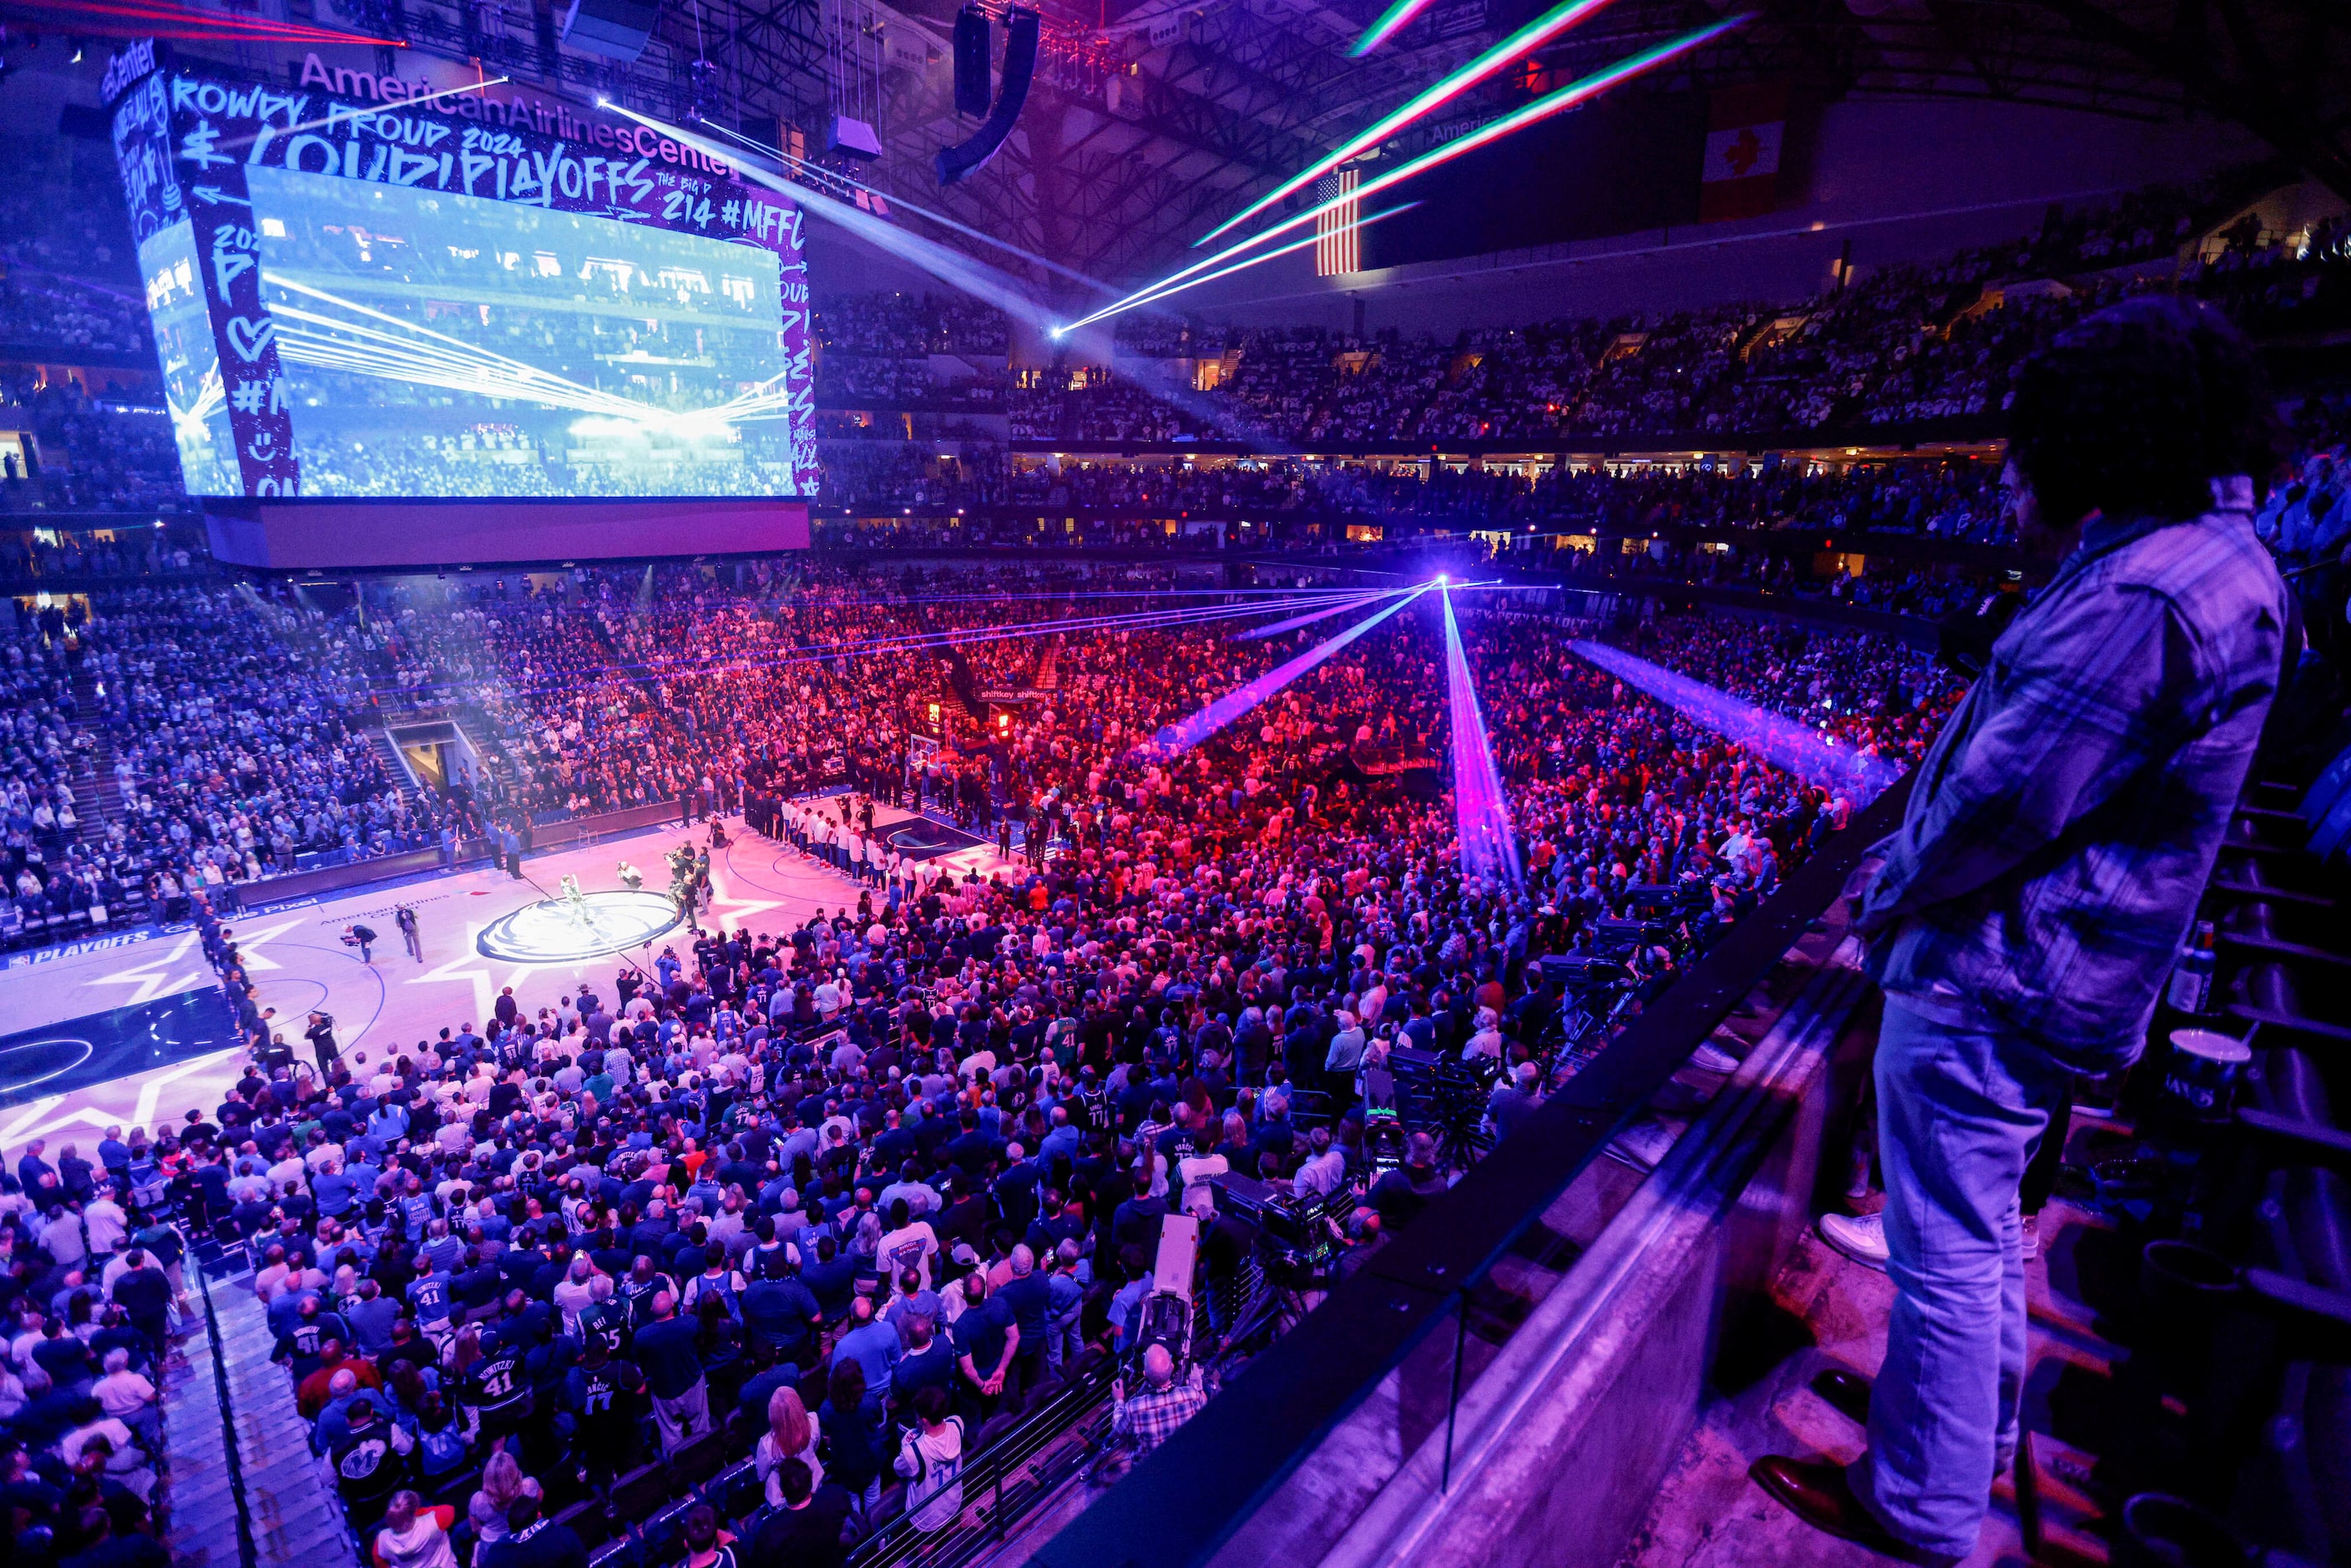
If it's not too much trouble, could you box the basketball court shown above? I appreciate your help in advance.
[0,797,1014,1163]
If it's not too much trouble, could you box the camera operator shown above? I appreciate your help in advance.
[1108,1344,1206,1460]
[1364,1131,1449,1231]
[1485,1061,1545,1143]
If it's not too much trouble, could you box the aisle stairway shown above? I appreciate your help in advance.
[156,1290,238,1568]
[367,726,417,791]
[68,669,124,830]
[159,1265,356,1568]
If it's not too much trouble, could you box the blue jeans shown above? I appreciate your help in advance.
[1857,994,2067,1560]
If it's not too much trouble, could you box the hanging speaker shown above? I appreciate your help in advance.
[953,7,992,119]
[937,7,1037,185]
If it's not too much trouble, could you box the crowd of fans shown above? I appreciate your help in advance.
[0,587,488,939]
[0,562,1963,1562]
[807,451,2016,551]
[0,134,146,347]
[902,180,2345,452]
[0,525,211,585]
[0,377,183,516]
[0,1135,181,1568]
[3,168,2342,531]
[813,296,1010,358]
[0,122,2342,1568]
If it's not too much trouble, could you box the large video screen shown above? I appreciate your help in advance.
[112,67,817,501]
[249,167,796,498]
[138,220,240,495]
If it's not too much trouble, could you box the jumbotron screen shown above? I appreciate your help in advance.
[114,67,817,501]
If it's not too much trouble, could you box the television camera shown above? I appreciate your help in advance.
[1211,1172,1347,1284]
[1130,1212,1201,1373]
[1380,1043,1499,1170]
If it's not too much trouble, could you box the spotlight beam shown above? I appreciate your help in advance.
[1096,205,1418,325]
[692,118,1115,296]
[1439,582,1522,890]
[1222,0,1630,244]
[609,106,1066,339]
[1236,585,1410,639]
[1568,640,1904,805]
[1142,584,1435,756]
[1063,14,1751,335]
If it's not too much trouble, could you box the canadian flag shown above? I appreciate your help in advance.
[1701,81,1787,223]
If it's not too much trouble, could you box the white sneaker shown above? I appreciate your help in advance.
[1605,1116,1681,1172]
[1819,1211,1889,1272]
[2020,1213,2040,1259]
[1689,1040,1741,1074]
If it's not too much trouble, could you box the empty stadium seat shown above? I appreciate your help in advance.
[608,1461,670,1523]
[554,1500,609,1553]
[427,1466,481,1515]
[667,1429,731,1495]
[713,1462,763,1522]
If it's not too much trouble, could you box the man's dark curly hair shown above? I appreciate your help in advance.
[2007,295,2278,528]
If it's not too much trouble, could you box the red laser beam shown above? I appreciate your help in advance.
[1,0,402,44]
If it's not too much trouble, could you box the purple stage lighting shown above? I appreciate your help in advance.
[1439,585,1522,891]
[1144,586,1433,756]
[1568,640,1904,805]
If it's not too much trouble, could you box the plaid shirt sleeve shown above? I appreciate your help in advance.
[1856,513,2286,1064]
[1858,577,2196,933]
[1112,1378,1209,1454]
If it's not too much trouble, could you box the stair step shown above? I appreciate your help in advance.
[160,1282,355,1568]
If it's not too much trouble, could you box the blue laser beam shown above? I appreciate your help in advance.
[1142,584,1437,756]
[1236,586,1409,639]
[1440,584,1522,890]
[1568,640,1905,805]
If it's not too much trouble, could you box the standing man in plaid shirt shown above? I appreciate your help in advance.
[1753,297,2292,1561]
[1110,1343,1207,1458]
